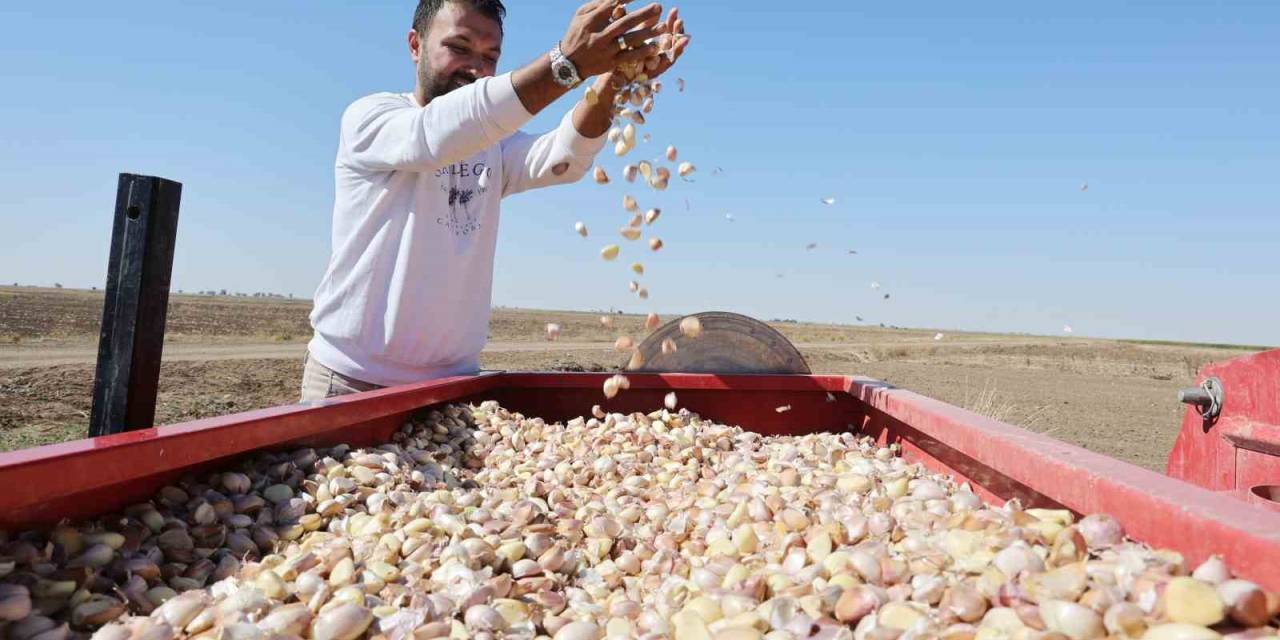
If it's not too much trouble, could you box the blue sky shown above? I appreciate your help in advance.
[1,1,1276,345]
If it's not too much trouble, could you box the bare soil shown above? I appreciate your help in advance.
[0,286,1262,471]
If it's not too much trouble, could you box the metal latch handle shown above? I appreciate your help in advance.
[1179,376,1224,422]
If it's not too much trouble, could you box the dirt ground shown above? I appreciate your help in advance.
[0,286,1263,471]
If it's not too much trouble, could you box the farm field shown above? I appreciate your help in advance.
[0,285,1262,470]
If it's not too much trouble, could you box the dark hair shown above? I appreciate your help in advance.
[413,0,506,34]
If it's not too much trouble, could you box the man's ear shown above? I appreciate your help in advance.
[408,29,422,64]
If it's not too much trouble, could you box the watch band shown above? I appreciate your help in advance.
[550,43,581,88]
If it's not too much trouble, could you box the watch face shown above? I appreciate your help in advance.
[557,66,572,80]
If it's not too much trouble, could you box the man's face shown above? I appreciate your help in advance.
[410,2,503,102]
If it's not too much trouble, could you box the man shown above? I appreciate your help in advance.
[301,0,690,401]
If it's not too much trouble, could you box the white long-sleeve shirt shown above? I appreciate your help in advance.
[308,72,606,386]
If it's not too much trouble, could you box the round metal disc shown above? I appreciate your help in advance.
[626,311,811,374]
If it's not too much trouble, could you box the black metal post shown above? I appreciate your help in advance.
[89,174,182,437]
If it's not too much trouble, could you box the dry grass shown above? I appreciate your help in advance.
[0,286,1269,471]
[962,377,1052,436]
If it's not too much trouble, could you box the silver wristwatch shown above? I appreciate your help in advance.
[549,43,581,88]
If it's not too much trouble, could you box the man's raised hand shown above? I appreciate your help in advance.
[560,1,666,78]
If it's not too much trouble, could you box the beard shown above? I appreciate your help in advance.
[421,67,479,102]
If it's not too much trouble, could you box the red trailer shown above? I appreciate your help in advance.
[1,347,1278,592]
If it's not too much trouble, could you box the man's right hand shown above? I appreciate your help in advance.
[560,1,666,78]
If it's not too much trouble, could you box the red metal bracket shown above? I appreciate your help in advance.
[1167,348,1280,512]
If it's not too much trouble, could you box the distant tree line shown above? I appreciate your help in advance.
[186,290,295,299]
[4,282,294,300]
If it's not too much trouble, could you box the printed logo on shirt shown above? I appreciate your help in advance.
[435,161,493,237]
[434,161,488,180]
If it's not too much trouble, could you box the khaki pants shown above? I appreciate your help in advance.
[299,351,383,402]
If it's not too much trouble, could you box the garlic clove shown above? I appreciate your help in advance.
[680,316,703,338]
[1162,577,1226,627]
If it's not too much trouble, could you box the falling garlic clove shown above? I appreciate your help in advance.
[638,161,653,181]
[593,167,609,184]
[661,337,677,354]
[664,392,678,410]
[645,313,660,331]
[620,226,642,241]
[666,145,678,162]
[584,86,599,106]
[628,213,644,228]
[651,167,670,191]
[623,124,636,145]
[626,350,645,370]
[607,127,622,143]
[649,238,664,251]
[628,281,640,293]
[545,324,561,341]
[614,336,635,352]
[678,162,696,177]
[623,165,638,183]
[627,110,646,125]
[637,288,649,300]
[642,96,654,114]
[776,405,792,413]
[679,316,703,338]
[623,195,639,212]
[613,140,631,157]
[644,208,661,225]
[631,263,645,275]
[600,245,620,261]
[575,222,588,237]
[602,377,620,399]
